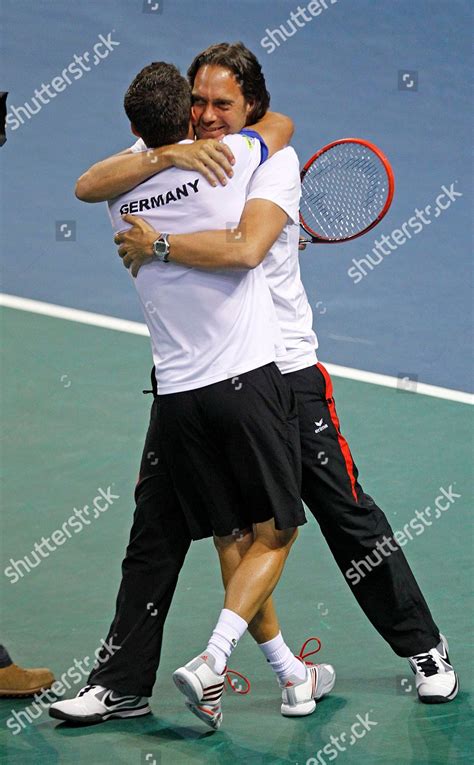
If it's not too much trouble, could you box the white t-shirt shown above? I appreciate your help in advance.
[108,134,284,394]
[247,147,319,374]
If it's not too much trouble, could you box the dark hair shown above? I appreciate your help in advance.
[187,42,270,123]
[124,62,191,148]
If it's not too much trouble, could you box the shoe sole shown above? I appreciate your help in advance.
[281,698,316,717]
[419,674,459,704]
[185,700,222,731]
[0,685,54,698]
[48,704,151,725]
[172,667,203,705]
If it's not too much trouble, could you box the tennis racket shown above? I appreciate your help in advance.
[299,138,395,244]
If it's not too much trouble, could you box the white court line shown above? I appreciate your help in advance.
[0,294,149,337]
[1,293,472,406]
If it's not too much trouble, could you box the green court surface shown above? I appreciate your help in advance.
[0,306,473,765]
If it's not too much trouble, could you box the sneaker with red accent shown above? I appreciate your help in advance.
[172,653,225,730]
[280,637,335,717]
[280,662,336,717]
[183,668,250,729]
[184,698,222,730]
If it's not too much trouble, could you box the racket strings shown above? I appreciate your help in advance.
[300,143,389,240]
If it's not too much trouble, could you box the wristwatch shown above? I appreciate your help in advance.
[152,233,171,262]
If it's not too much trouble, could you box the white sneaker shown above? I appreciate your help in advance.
[173,653,225,730]
[281,662,336,717]
[408,633,459,704]
[184,698,223,730]
[49,684,151,724]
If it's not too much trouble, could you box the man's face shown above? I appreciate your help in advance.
[191,65,254,140]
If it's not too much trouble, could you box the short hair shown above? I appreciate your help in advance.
[124,62,191,148]
[187,42,270,123]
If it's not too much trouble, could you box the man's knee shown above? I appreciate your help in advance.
[254,520,298,550]
[213,528,253,552]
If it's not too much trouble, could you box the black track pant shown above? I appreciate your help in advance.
[88,398,191,697]
[88,364,439,696]
[289,363,439,658]
[0,645,12,668]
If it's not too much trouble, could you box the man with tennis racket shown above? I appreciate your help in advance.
[55,42,457,723]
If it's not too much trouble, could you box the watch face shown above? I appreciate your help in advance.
[154,240,167,255]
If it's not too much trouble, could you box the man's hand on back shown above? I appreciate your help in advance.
[115,215,158,277]
[168,139,235,187]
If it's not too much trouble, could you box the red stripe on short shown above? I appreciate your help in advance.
[316,363,358,502]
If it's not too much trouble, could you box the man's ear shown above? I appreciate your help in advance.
[130,122,141,138]
[186,119,195,140]
[245,101,255,125]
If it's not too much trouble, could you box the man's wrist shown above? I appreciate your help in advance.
[141,145,172,175]
[146,231,156,256]
[167,234,174,260]
[161,144,176,168]
[152,232,171,262]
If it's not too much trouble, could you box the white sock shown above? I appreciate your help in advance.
[258,631,307,684]
[206,608,248,674]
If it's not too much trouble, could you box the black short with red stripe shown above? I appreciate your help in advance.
[286,362,440,657]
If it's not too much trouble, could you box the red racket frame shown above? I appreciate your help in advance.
[299,138,395,243]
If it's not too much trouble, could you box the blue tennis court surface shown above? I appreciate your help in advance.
[1,0,472,390]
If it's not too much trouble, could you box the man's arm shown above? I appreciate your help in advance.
[75,112,294,203]
[170,198,288,268]
[75,139,236,202]
[116,198,288,277]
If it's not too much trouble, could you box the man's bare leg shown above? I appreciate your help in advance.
[214,528,279,642]
[214,528,306,684]
[173,519,336,726]
[175,518,297,679]
[192,518,307,689]
[218,518,297,626]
